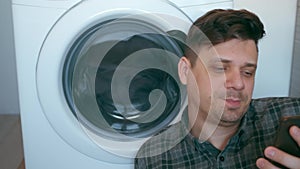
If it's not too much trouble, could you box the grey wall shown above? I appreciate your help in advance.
[290,0,300,97]
[0,0,20,114]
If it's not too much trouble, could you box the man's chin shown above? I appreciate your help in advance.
[218,117,243,127]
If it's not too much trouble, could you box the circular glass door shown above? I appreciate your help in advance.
[63,16,187,141]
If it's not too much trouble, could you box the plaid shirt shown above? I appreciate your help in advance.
[134,97,300,169]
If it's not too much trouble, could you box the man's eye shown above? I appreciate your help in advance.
[214,66,226,72]
[243,70,254,77]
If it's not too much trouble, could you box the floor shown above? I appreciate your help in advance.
[0,115,25,169]
[17,159,25,169]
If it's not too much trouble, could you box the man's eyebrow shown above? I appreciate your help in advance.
[243,63,257,68]
[217,58,257,68]
[219,58,231,63]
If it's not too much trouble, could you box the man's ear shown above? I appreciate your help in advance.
[178,56,191,85]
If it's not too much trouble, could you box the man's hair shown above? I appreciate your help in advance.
[185,9,266,66]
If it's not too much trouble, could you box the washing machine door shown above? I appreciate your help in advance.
[37,0,190,163]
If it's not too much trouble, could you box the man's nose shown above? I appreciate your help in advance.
[224,70,245,90]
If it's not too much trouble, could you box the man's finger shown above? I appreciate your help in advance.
[264,146,300,169]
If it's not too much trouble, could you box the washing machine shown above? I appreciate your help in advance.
[12,0,232,168]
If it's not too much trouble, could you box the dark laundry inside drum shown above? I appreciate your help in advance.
[94,32,186,138]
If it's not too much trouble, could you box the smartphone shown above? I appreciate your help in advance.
[274,115,300,157]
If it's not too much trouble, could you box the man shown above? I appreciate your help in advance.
[135,9,300,168]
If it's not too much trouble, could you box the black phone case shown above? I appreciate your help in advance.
[274,115,300,157]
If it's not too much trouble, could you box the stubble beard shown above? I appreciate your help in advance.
[209,90,249,127]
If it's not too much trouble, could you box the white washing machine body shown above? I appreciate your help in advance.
[12,0,232,168]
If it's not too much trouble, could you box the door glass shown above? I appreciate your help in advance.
[63,16,186,141]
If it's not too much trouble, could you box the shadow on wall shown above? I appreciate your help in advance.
[0,0,20,115]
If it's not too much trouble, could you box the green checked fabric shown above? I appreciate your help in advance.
[135,97,300,169]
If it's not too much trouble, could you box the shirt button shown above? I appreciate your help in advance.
[219,156,225,161]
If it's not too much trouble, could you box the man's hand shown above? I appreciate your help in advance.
[256,126,300,169]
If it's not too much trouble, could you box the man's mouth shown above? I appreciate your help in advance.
[225,98,241,109]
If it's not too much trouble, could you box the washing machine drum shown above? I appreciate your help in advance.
[63,20,187,141]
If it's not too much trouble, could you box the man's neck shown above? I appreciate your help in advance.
[207,123,240,150]
[190,118,240,150]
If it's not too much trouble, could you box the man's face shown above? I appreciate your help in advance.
[179,39,258,128]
